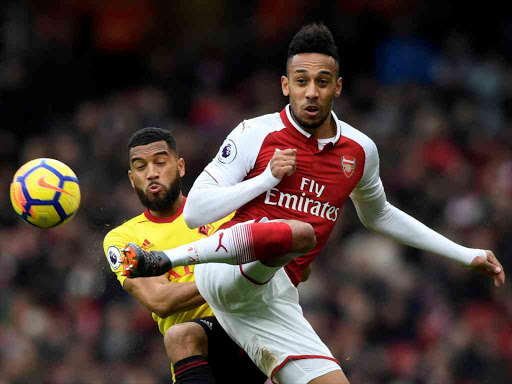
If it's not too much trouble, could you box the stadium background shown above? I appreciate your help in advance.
[1,1,511,383]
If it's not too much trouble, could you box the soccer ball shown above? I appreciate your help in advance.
[10,158,81,228]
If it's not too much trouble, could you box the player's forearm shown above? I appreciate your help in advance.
[155,282,206,316]
[184,167,280,228]
[124,278,205,317]
[353,195,485,266]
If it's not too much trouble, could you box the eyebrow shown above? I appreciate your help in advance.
[130,150,169,164]
[293,69,333,76]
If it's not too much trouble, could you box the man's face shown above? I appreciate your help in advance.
[281,53,342,129]
[128,140,185,212]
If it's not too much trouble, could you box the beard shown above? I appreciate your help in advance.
[135,171,182,212]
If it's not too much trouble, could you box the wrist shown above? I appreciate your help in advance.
[261,163,281,188]
[463,248,486,267]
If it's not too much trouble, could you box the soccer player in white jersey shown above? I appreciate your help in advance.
[122,23,505,384]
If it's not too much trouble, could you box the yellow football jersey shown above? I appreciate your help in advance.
[103,197,233,335]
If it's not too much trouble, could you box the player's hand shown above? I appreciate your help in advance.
[270,149,297,179]
[470,250,505,287]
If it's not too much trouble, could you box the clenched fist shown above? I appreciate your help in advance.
[270,149,297,179]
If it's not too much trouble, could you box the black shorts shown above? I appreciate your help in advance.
[190,316,268,383]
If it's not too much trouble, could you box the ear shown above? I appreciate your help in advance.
[178,158,185,177]
[128,170,135,188]
[335,77,343,98]
[281,75,289,97]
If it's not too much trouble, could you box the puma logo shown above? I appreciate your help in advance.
[215,232,228,253]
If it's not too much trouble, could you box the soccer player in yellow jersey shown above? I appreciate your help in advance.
[103,127,268,383]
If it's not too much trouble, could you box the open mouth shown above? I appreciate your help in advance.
[304,105,320,116]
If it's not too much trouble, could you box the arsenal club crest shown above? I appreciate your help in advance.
[341,155,356,178]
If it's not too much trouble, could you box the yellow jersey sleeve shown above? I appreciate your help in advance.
[103,224,139,288]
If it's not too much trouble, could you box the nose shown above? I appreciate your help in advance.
[146,163,159,180]
[305,82,319,100]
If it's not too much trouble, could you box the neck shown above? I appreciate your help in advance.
[149,193,184,218]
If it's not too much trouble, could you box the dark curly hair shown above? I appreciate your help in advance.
[128,127,178,154]
[287,23,339,75]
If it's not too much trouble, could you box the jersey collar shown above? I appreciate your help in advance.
[280,104,342,145]
[144,196,186,223]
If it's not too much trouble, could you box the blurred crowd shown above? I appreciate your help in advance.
[1,1,511,383]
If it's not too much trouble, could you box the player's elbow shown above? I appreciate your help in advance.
[359,218,380,233]
[183,199,201,229]
[354,207,375,231]
[358,217,371,229]
[183,213,200,229]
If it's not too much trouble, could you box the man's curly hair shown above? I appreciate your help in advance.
[287,23,339,75]
[128,127,178,155]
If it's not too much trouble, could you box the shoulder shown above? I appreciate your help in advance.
[103,213,146,274]
[339,120,378,159]
[218,112,284,165]
[103,213,145,245]
[245,112,282,128]
[235,112,284,138]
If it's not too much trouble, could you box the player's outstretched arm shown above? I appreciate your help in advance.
[352,194,505,286]
[123,276,206,318]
